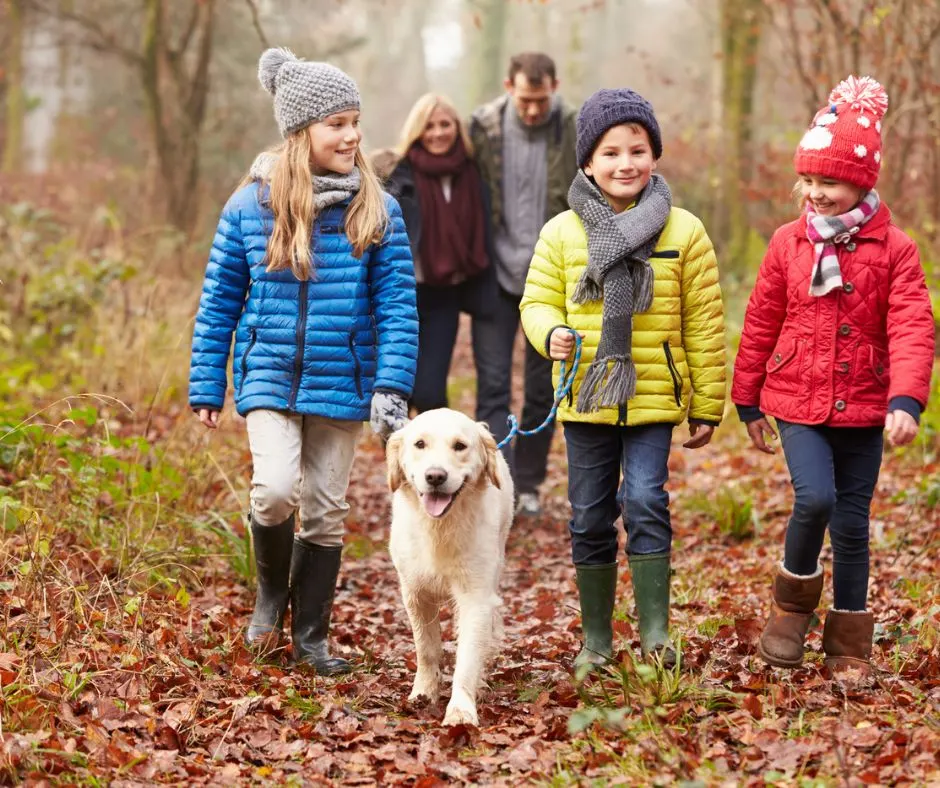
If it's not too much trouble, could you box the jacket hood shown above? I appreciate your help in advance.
[248,150,280,182]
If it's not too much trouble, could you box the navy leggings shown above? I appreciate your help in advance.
[777,420,883,611]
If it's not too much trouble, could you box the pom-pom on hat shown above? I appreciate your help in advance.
[794,75,888,190]
[258,47,361,137]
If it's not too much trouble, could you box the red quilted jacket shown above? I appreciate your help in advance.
[732,204,935,427]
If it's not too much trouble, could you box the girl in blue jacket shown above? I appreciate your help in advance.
[189,48,418,674]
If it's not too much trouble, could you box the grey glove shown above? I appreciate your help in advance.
[370,389,409,440]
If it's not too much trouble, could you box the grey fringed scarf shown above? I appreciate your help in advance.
[568,171,672,412]
[248,150,361,210]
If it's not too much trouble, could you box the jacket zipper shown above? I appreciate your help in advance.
[238,328,257,396]
[663,341,682,408]
[288,281,309,409]
[348,334,363,399]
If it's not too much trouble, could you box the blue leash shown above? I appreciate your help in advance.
[496,329,582,451]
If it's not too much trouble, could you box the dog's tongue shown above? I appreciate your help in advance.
[421,492,453,518]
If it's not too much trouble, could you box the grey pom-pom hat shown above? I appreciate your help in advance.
[258,47,361,137]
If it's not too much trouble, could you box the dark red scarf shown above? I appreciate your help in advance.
[407,140,490,286]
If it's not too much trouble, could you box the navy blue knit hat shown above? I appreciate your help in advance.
[576,88,662,166]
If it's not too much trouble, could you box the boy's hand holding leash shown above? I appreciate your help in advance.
[549,327,584,360]
[885,410,918,446]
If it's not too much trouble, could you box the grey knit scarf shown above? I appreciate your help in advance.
[568,171,672,412]
[248,150,361,210]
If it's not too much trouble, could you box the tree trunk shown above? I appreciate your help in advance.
[57,0,73,115]
[933,36,940,228]
[469,0,508,108]
[2,0,26,173]
[708,4,725,246]
[720,0,763,275]
[139,0,215,233]
[565,3,586,105]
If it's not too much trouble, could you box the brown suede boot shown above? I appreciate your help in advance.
[823,609,874,679]
[758,563,824,668]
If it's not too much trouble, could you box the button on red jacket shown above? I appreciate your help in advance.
[732,203,935,427]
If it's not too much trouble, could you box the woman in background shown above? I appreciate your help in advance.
[383,94,495,414]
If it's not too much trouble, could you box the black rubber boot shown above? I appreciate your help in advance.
[290,540,352,675]
[574,563,618,667]
[245,514,294,654]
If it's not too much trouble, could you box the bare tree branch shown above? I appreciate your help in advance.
[781,1,820,115]
[244,0,269,49]
[170,1,201,61]
[23,0,143,65]
[185,0,215,122]
[320,35,367,59]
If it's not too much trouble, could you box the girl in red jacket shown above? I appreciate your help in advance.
[732,76,935,678]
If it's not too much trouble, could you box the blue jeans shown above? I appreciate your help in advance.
[564,422,674,565]
[777,420,883,611]
[472,286,555,495]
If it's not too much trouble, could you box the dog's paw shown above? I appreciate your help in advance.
[443,696,478,727]
[408,673,440,703]
[408,688,439,704]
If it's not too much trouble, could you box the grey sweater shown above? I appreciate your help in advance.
[492,104,552,296]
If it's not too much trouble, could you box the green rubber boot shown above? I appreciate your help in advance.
[574,563,618,667]
[629,552,677,668]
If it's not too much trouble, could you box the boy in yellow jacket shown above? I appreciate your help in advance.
[520,89,726,667]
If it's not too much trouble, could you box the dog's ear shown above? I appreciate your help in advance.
[477,422,501,489]
[386,431,405,492]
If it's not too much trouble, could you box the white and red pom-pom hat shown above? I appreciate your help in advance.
[794,75,889,190]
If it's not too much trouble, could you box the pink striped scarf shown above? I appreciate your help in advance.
[805,190,880,297]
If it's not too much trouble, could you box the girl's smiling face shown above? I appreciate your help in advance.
[308,110,362,175]
[584,123,657,213]
[420,106,459,156]
[799,174,865,216]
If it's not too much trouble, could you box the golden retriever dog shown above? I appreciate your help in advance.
[386,408,514,726]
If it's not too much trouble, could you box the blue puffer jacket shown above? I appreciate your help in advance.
[189,182,418,420]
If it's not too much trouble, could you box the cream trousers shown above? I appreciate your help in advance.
[245,410,362,547]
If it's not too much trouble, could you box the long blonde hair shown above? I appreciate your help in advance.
[246,127,388,280]
[396,93,474,157]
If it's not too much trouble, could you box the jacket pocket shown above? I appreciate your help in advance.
[348,333,363,399]
[764,338,805,393]
[663,342,682,408]
[853,343,889,403]
[238,328,257,396]
[869,345,888,386]
[766,339,799,375]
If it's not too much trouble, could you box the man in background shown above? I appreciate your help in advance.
[470,52,579,517]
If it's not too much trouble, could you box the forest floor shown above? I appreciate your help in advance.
[1,319,938,787]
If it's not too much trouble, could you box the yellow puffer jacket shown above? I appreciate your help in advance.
[520,207,726,426]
